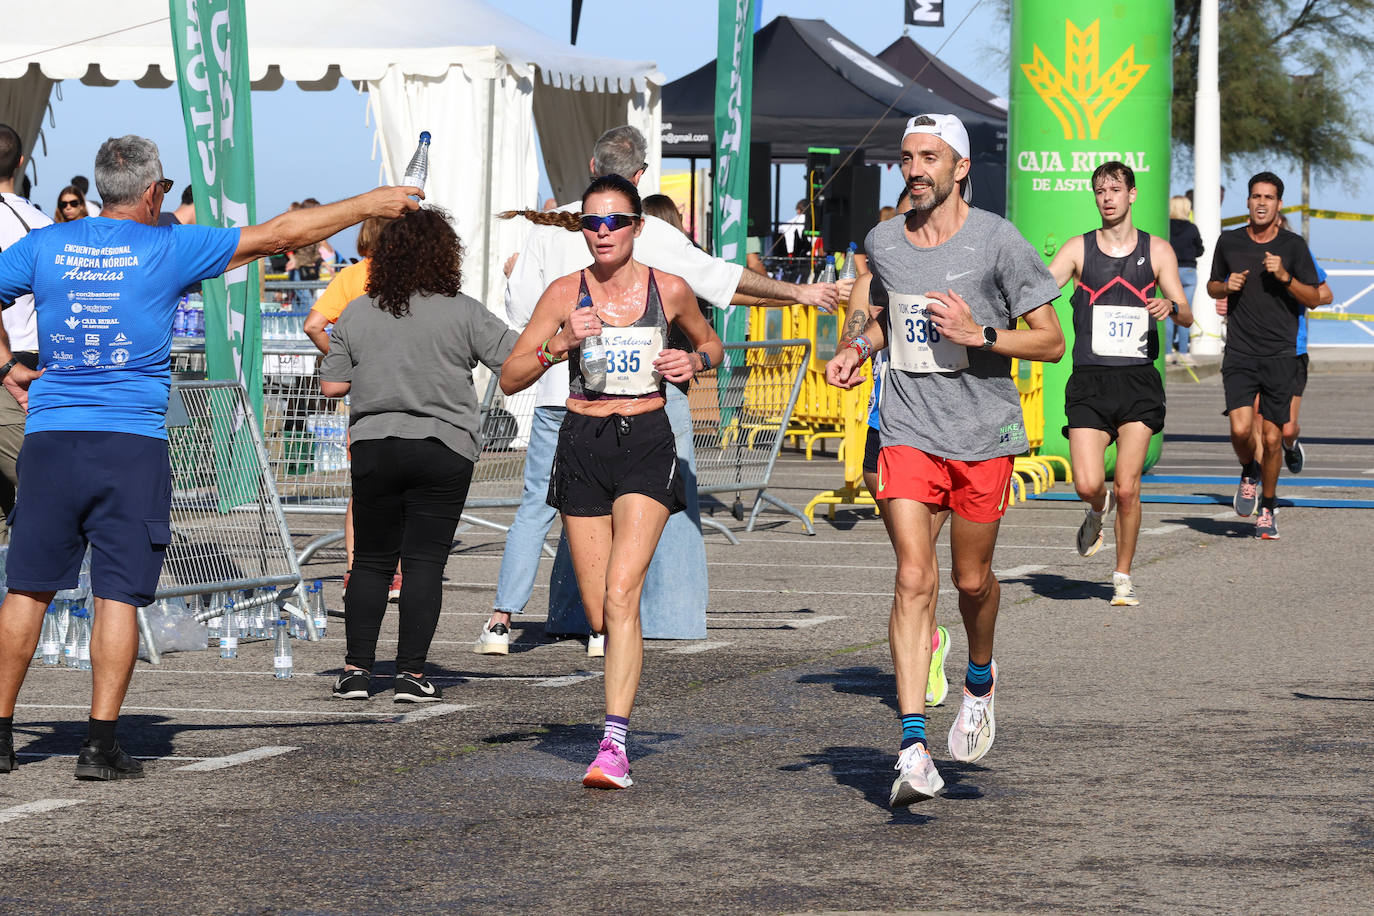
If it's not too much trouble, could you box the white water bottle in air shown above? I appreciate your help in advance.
[403,131,431,191]
[576,292,608,392]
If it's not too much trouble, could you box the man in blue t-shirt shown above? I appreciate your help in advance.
[0,135,418,780]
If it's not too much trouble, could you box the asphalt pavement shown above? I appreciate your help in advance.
[0,359,1371,915]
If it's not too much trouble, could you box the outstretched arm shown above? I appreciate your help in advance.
[229,187,420,273]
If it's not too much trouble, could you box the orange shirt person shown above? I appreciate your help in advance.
[304,216,389,354]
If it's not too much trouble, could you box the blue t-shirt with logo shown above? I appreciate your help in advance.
[0,218,239,439]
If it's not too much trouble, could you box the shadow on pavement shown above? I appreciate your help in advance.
[1292,691,1374,703]
[13,712,380,760]
[797,666,896,712]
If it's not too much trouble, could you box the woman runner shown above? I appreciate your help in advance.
[500,175,723,788]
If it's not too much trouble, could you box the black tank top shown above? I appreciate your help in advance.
[1070,229,1159,368]
[568,267,670,400]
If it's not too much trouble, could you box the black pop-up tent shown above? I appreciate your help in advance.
[661,16,1007,216]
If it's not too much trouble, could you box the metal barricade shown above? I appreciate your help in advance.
[691,339,814,537]
[143,380,314,663]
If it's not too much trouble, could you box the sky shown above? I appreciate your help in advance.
[19,0,1374,295]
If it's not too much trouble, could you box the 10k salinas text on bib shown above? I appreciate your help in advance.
[888,293,969,374]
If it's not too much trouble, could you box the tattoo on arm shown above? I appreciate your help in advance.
[839,309,868,347]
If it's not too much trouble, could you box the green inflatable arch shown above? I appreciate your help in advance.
[1008,0,1175,477]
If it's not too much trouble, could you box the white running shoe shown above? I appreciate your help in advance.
[1076,489,1114,557]
[948,660,997,763]
[889,743,944,807]
[1110,573,1139,607]
[474,619,511,655]
[586,633,606,658]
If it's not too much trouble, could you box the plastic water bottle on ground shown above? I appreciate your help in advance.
[220,600,238,659]
[64,605,82,667]
[206,594,223,641]
[40,605,61,666]
[310,580,328,638]
[273,618,293,678]
[402,131,431,192]
[576,292,607,392]
[74,608,92,671]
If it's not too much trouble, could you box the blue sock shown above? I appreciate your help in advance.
[603,714,629,750]
[899,713,927,750]
[965,659,993,697]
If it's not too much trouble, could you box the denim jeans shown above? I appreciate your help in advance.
[1165,266,1196,355]
[491,405,565,615]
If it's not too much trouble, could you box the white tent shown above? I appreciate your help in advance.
[0,0,665,310]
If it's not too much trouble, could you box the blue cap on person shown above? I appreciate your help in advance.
[902,114,973,203]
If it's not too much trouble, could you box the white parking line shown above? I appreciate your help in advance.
[1140,524,1186,535]
[388,704,469,725]
[175,746,300,772]
[666,641,735,654]
[0,799,82,824]
[533,672,602,688]
[995,565,1046,578]
[705,614,846,628]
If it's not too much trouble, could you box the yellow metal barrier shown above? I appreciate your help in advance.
[750,303,856,458]
[803,353,1066,524]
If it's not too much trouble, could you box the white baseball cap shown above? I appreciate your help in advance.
[902,114,973,202]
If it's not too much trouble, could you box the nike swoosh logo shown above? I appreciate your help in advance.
[946,270,974,281]
[409,681,436,695]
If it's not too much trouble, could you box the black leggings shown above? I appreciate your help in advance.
[345,438,473,674]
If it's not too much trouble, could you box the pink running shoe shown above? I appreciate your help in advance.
[582,738,633,789]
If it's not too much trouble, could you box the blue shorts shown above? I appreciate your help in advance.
[7,431,171,607]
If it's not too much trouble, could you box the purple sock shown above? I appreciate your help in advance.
[603,714,629,750]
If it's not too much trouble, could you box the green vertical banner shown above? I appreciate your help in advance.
[713,0,754,344]
[169,0,262,419]
[1008,0,1173,475]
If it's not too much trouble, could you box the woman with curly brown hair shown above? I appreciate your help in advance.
[501,174,723,788]
[319,207,518,702]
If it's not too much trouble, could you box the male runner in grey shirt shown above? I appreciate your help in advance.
[827,114,1064,807]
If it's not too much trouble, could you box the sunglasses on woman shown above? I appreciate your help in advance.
[579,212,639,233]
[60,198,82,209]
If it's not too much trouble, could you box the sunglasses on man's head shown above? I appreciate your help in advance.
[579,212,638,233]
[151,178,174,194]
[59,198,82,209]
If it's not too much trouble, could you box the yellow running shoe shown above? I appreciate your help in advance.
[926,625,950,707]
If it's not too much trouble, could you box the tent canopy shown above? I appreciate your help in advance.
[662,16,1007,213]
[0,0,658,91]
[0,0,664,310]
[875,35,1008,121]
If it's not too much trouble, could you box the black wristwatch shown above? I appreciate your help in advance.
[0,358,16,381]
[980,326,998,350]
[697,350,713,372]
[1170,301,1180,317]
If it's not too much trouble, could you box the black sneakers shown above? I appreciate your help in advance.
[331,669,372,700]
[74,741,145,781]
[0,731,15,773]
[393,672,441,704]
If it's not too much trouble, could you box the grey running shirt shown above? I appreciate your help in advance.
[866,208,1062,460]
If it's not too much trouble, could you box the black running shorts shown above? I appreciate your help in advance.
[1294,353,1309,398]
[1062,365,1166,441]
[548,409,685,517]
[1222,353,1300,426]
[862,424,882,475]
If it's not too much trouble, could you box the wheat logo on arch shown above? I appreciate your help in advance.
[1022,19,1149,141]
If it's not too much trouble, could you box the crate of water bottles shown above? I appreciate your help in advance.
[305,411,349,473]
